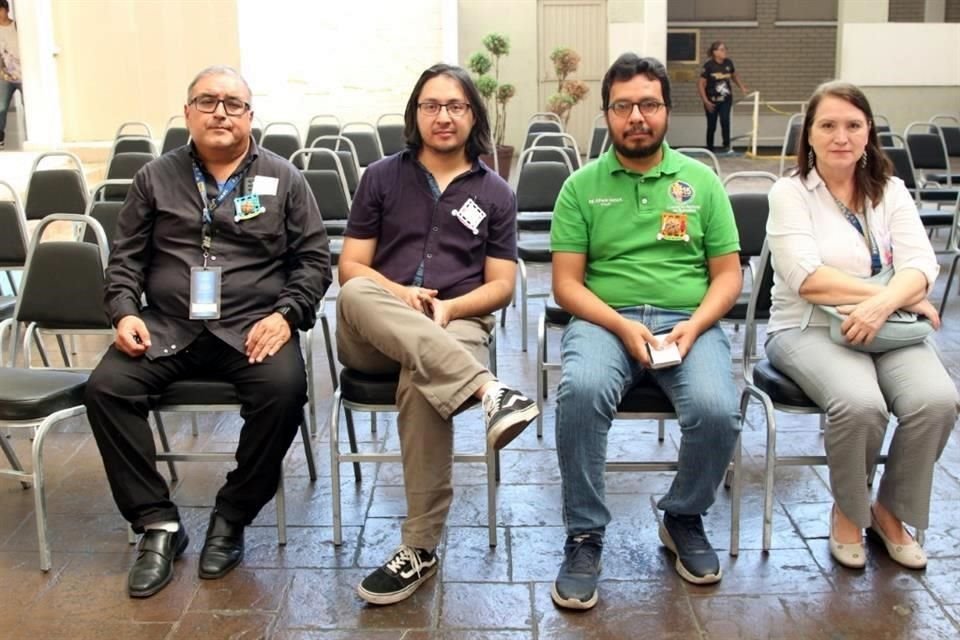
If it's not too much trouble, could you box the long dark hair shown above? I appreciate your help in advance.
[707,41,725,58]
[403,64,492,160]
[601,53,671,111]
[795,81,892,209]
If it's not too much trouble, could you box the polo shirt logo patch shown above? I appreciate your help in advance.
[657,212,690,242]
[452,197,486,235]
[668,181,695,204]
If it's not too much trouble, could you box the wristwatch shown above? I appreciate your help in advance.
[275,305,296,328]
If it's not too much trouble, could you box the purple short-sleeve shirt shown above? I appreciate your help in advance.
[346,150,518,299]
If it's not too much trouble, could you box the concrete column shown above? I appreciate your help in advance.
[13,0,62,146]
[836,0,889,78]
[925,0,946,22]
[608,0,666,64]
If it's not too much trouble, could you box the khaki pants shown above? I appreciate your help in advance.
[336,277,496,549]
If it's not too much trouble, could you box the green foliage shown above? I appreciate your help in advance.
[546,47,589,127]
[465,32,515,147]
[483,33,510,58]
[467,52,492,77]
[475,75,497,101]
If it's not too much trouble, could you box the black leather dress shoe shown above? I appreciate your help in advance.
[128,527,189,598]
[199,510,245,579]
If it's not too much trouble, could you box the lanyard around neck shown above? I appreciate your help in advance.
[829,192,882,276]
[192,157,253,262]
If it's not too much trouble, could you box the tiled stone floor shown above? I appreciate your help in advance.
[2,154,960,639]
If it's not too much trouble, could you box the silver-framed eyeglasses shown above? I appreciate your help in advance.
[189,95,251,117]
[418,102,472,118]
[608,100,666,118]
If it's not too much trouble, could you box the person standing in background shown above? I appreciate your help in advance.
[697,41,747,155]
[0,0,22,150]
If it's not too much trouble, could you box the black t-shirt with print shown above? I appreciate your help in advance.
[701,58,736,103]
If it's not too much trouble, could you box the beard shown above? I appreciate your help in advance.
[612,124,666,159]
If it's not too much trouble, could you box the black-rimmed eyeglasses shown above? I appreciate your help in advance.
[607,100,666,118]
[189,95,251,117]
[417,102,471,118]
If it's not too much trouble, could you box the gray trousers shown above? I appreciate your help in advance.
[336,277,496,549]
[767,327,958,529]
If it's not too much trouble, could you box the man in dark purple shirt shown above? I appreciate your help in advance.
[336,63,539,606]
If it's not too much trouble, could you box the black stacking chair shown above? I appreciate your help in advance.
[376,113,406,156]
[261,122,303,168]
[103,153,153,201]
[677,147,722,178]
[329,335,501,547]
[587,112,610,160]
[528,132,582,169]
[521,115,563,152]
[160,115,190,155]
[504,147,575,352]
[777,112,804,177]
[305,115,341,152]
[535,299,742,555]
[111,122,156,156]
[341,122,383,168]
[930,114,960,158]
[23,152,89,221]
[291,148,352,253]
[905,122,959,185]
[0,180,27,303]
[307,135,362,196]
[82,182,129,249]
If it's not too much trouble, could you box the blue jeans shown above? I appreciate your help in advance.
[0,79,23,142]
[555,306,741,536]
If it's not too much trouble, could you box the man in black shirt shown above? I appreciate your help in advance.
[84,65,331,598]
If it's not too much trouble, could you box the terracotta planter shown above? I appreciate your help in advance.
[480,144,514,181]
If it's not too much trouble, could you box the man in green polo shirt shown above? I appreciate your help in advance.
[550,53,742,610]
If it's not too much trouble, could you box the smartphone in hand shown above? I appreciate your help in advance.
[647,335,682,369]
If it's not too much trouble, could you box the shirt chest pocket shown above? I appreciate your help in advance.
[224,195,286,254]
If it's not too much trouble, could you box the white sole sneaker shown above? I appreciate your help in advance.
[356,563,438,605]
[486,402,540,450]
[658,524,722,585]
[550,581,599,610]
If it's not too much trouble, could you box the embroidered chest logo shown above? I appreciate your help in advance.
[669,181,695,204]
[452,197,487,235]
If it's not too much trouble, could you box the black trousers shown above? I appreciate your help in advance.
[705,98,732,151]
[85,330,307,532]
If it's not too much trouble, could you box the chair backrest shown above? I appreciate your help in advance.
[515,156,571,213]
[289,148,352,223]
[308,135,361,194]
[778,112,804,176]
[112,136,157,157]
[24,152,89,221]
[261,122,303,168]
[160,126,190,155]
[905,122,950,175]
[376,113,406,156]
[306,115,341,152]
[676,147,722,177]
[82,193,126,250]
[528,132,581,169]
[341,122,384,167]
[522,120,564,151]
[882,134,918,192]
[14,214,111,330]
[742,240,776,377]
[723,171,777,259]
[587,113,610,160]
[114,121,152,139]
[930,115,960,157]
[0,180,27,269]
[104,152,153,201]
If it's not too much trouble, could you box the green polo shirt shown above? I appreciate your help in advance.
[551,143,739,311]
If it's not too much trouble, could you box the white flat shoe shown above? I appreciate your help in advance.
[868,511,927,570]
[829,506,865,569]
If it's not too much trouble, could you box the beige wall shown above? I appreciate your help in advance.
[52,0,240,142]
[458,0,539,152]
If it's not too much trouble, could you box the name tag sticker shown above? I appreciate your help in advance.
[190,266,222,319]
[234,194,266,221]
[252,175,279,196]
[452,197,487,235]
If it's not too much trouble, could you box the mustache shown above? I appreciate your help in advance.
[625,125,652,135]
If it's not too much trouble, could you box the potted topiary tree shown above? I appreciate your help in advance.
[467,32,516,180]
[546,47,590,129]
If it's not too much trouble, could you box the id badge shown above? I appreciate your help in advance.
[234,194,266,222]
[190,266,222,319]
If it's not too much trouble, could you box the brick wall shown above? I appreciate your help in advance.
[668,0,836,114]
[947,0,960,22]
[889,0,926,22]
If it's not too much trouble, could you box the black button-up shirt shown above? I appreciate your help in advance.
[105,140,331,360]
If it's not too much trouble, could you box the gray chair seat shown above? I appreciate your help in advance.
[544,299,571,326]
[919,210,955,227]
[0,368,88,421]
[338,368,399,406]
[518,237,551,262]
[0,295,15,320]
[517,212,553,232]
[618,379,675,413]
[752,359,817,409]
[156,378,239,406]
[325,220,348,236]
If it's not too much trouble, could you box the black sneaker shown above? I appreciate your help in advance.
[659,512,722,584]
[357,545,438,605]
[551,533,603,610]
[483,386,539,449]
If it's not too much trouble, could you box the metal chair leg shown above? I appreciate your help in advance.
[344,408,361,481]
[300,409,317,482]
[486,444,498,547]
[152,412,179,482]
[330,390,344,546]
[729,432,743,557]
[276,470,287,546]
[0,429,30,488]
